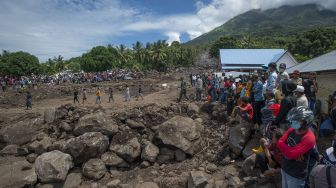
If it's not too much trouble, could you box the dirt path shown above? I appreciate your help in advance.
[0,81,183,116]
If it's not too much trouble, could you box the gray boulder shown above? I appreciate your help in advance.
[135,182,159,188]
[60,122,73,132]
[228,125,251,156]
[65,132,109,163]
[28,137,53,154]
[63,171,82,188]
[0,157,37,188]
[126,119,145,129]
[44,108,56,123]
[242,154,256,176]
[82,158,106,180]
[188,171,209,188]
[0,118,45,145]
[109,131,141,163]
[35,150,73,183]
[141,142,159,162]
[73,112,118,136]
[101,152,129,168]
[0,144,19,155]
[242,137,260,158]
[155,116,203,155]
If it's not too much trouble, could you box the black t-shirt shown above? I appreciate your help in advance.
[303,80,317,100]
[282,130,312,179]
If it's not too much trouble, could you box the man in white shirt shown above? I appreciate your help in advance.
[294,85,308,107]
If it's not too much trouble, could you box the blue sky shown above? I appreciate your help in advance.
[0,0,335,61]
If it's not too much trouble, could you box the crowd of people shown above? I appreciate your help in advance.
[181,63,336,188]
[0,69,142,92]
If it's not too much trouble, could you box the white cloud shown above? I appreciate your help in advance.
[165,32,181,44]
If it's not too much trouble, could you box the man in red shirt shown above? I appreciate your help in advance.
[277,106,316,188]
[231,96,253,122]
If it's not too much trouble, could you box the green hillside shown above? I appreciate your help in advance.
[186,4,336,46]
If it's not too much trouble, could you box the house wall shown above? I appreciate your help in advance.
[316,72,336,114]
[276,52,298,69]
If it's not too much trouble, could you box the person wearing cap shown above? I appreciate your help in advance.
[294,85,308,108]
[292,70,303,86]
[266,62,278,93]
[276,63,290,89]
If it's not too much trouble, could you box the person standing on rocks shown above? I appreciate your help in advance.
[82,88,88,104]
[178,77,188,102]
[136,84,143,101]
[95,87,102,104]
[277,106,316,188]
[195,75,203,101]
[124,85,130,102]
[26,91,32,110]
[73,88,80,104]
[108,87,114,102]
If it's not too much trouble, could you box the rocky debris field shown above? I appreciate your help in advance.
[0,100,282,188]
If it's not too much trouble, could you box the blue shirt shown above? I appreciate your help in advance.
[253,80,265,101]
[266,71,277,92]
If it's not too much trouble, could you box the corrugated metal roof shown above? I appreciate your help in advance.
[222,66,263,70]
[220,49,286,66]
[287,50,336,73]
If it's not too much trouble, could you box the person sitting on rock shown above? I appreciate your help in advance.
[230,96,253,123]
[255,129,284,176]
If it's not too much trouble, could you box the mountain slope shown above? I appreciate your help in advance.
[186,4,336,46]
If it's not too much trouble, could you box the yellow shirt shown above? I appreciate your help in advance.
[96,90,101,97]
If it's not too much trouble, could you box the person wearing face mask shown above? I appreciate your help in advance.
[266,62,278,94]
[277,106,316,188]
[276,63,290,89]
[294,85,308,107]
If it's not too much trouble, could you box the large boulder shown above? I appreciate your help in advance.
[188,171,210,188]
[141,142,159,162]
[228,125,251,156]
[82,158,106,180]
[44,108,56,123]
[28,137,53,155]
[242,154,256,176]
[101,152,129,168]
[35,150,73,183]
[63,171,82,188]
[126,119,145,129]
[65,132,109,163]
[0,118,45,145]
[0,157,37,188]
[135,182,159,188]
[109,131,141,163]
[155,116,203,155]
[242,137,260,158]
[0,144,20,155]
[73,112,118,136]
